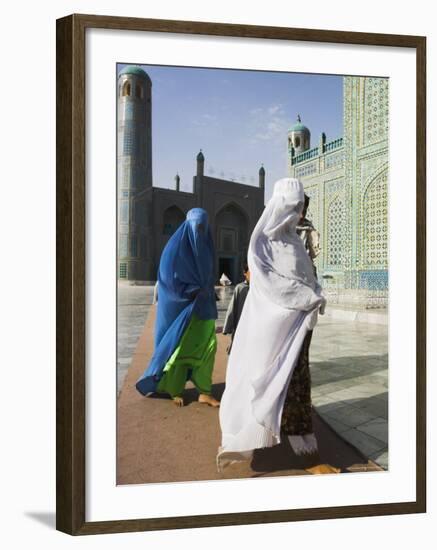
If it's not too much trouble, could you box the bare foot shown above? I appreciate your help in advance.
[172,396,184,407]
[198,394,220,407]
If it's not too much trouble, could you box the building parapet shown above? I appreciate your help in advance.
[292,137,344,166]
[292,146,319,165]
[324,137,343,153]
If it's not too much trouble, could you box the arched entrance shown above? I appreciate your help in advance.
[162,205,185,237]
[215,203,248,284]
[363,169,388,269]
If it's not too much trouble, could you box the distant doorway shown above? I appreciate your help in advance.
[218,257,236,285]
[215,203,249,286]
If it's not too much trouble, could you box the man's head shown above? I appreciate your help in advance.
[243,263,250,282]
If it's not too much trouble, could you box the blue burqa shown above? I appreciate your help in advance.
[136,208,217,396]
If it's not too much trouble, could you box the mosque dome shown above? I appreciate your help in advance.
[289,121,308,132]
[288,115,311,153]
[288,115,310,135]
[118,66,151,82]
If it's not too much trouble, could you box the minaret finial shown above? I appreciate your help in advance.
[259,163,265,190]
[196,149,205,176]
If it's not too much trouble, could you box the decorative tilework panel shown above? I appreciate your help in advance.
[327,196,345,266]
[325,150,344,170]
[119,200,129,223]
[364,170,388,267]
[122,101,134,121]
[295,161,317,179]
[325,178,344,196]
[119,234,128,257]
[119,162,130,188]
[364,78,389,146]
[361,157,388,189]
[359,270,388,290]
[122,120,143,156]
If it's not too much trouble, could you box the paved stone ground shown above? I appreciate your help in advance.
[117,282,153,392]
[310,317,388,469]
[117,283,388,469]
[117,306,380,484]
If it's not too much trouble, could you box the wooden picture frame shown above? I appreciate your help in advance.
[56,13,426,535]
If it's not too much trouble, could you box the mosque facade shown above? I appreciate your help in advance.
[117,66,265,283]
[288,76,389,306]
[118,65,389,306]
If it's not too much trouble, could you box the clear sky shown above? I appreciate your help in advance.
[117,63,343,202]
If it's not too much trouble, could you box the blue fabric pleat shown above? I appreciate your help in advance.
[135,208,217,396]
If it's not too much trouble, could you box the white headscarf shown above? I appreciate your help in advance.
[248,177,322,310]
[218,178,325,468]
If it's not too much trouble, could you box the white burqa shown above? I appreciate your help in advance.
[217,178,325,469]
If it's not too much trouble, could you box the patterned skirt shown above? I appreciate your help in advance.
[281,330,314,436]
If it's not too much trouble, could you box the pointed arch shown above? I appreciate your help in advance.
[215,201,250,226]
[363,167,388,267]
[135,83,143,99]
[362,161,389,196]
[162,205,185,236]
[215,202,250,248]
[122,80,131,97]
[215,202,250,283]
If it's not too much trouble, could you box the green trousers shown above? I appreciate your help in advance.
[157,314,217,398]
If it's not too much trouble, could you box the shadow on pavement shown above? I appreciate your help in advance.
[311,354,388,388]
[249,410,379,475]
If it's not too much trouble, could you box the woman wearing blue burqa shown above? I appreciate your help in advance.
[136,208,220,408]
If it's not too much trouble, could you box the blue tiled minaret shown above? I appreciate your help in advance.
[117,66,152,280]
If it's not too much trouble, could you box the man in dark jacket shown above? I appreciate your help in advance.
[222,264,250,354]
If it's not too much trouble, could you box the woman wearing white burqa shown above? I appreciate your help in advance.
[217,178,326,471]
